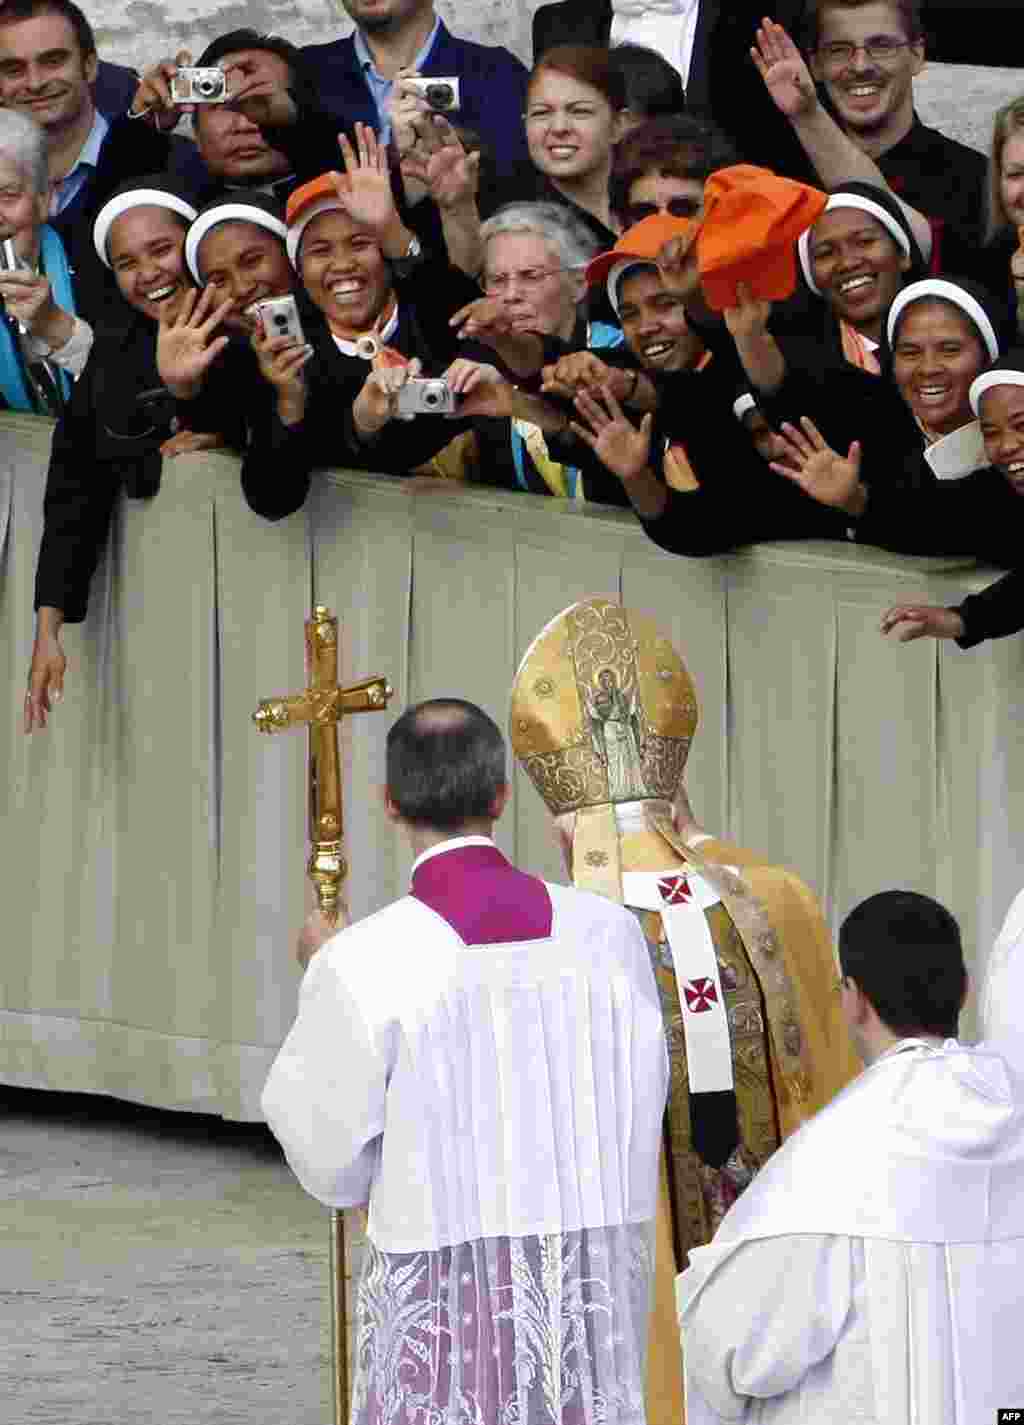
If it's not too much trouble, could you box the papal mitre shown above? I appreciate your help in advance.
[511,596,699,898]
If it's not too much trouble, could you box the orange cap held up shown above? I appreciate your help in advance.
[697,164,827,311]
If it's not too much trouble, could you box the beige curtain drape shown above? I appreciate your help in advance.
[2,415,1021,1117]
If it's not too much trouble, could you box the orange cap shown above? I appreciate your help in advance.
[697,164,827,311]
[285,171,348,227]
[585,212,696,291]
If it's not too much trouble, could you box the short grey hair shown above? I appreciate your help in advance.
[0,109,49,197]
[480,201,599,275]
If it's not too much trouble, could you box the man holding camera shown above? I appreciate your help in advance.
[301,0,530,177]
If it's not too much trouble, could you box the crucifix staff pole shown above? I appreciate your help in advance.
[253,605,393,1424]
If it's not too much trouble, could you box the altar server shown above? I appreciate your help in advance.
[262,697,668,1425]
[677,890,1024,1423]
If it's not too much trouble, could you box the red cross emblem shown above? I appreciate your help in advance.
[684,977,718,1013]
[658,875,691,904]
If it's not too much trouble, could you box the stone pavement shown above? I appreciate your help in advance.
[0,1088,335,1424]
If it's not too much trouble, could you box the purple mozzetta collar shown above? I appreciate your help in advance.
[410,841,553,945]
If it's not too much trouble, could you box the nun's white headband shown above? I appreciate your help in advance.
[93,190,198,268]
[184,206,288,284]
[606,258,658,316]
[969,368,1024,415]
[887,279,1000,363]
[798,193,911,295]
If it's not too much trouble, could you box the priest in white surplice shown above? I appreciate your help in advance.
[676,889,1024,1423]
[262,698,669,1425]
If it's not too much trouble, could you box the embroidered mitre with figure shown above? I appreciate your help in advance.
[511,597,860,1425]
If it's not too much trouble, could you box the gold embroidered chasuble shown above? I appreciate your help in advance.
[511,598,859,1425]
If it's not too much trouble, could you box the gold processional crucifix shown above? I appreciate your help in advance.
[253,605,393,1424]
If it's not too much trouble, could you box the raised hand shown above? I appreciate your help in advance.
[769,417,865,513]
[571,386,654,484]
[444,358,512,418]
[387,68,437,158]
[449,296,544,376]
[541,351,613,400]
[352,355,421,439]
[423,117,480,210]
[723,281,773,345]
[0,269,72,347]
[450,295,514,342]
[160,429,229,458]
[657,222,703,302]
[156,285,233,399]
[336,123,399,234]
[251,321,313,425]
[295,906,348,969]
[879,604,966,643]
[129,49,193,131]
[218,48,298,127]
[751,18,818,119]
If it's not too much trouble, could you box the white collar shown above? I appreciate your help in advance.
[411,834,497,875]
[610,0,697,14]
[876,1035,952,1064]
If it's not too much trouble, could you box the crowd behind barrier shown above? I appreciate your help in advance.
[3,418,1024,1119]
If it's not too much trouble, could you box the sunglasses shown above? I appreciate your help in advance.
[621,196,702,228]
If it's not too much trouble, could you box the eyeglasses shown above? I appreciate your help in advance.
[621,197,702,228]
[815,36,915,68]
[483,267,566,294]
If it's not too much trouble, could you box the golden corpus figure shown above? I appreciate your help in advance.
[253,606,393,1424]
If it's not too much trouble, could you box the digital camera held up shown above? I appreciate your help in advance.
[170,67,229,104]
[249,295,306,347]
[395,378,455,417]
[405,76,461,112]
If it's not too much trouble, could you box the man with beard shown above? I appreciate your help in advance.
[754,3,986,276]
[301,0,530,178]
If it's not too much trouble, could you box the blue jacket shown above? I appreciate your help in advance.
[302,19,530,176]
[94,60,138,119]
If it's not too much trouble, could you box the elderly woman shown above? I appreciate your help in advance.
[0,109,91,412]
[445,201,625,496]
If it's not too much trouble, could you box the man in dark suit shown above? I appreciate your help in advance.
[532,0,809,174]
[302,0,530,176]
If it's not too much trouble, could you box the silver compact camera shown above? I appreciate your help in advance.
[405,76,460,112]
[395,378,455,417]
[170,67,229,104]
[0,237,21,272]
[250,295,306,346]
